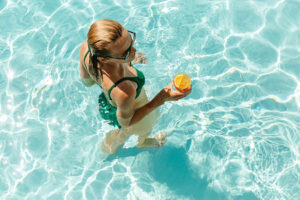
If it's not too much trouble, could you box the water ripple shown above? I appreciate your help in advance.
[1,0,300,199]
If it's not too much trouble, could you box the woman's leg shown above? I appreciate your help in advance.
[101,129,130,154]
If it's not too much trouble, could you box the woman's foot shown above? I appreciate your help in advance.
[137,132,167,148]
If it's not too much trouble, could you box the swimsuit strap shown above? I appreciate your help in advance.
[83,50,90,65]
[108,68,145,100]
[83,50,90,76]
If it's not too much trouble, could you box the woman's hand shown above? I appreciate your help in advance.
[133,52,147,64]
[158,81,192,103]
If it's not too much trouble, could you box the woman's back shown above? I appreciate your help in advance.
[80,40,141,106]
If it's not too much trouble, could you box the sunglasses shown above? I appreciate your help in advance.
[89,31,136,61]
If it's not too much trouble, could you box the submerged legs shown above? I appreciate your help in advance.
[101,128,171,154]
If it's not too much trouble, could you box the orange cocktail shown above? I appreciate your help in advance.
[173,73,191,92]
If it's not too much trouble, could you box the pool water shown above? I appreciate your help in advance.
[1,0,300,199]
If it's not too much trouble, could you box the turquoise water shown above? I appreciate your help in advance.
[1,0,300,199]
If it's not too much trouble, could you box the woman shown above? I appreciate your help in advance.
[79,19,192,154]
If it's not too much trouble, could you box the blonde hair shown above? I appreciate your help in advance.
[87,19,124,79]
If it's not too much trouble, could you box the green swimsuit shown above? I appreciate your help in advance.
[83,50,145,128]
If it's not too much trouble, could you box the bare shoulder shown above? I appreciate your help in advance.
[112,81,136,119]
[110,81,136,106]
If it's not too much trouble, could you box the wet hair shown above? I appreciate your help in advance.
[87,19,123,80]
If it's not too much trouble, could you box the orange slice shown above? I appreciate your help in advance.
[173,73,191,92]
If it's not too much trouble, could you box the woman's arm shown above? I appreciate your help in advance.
[132,52,147,64]
[114,81,192,127]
